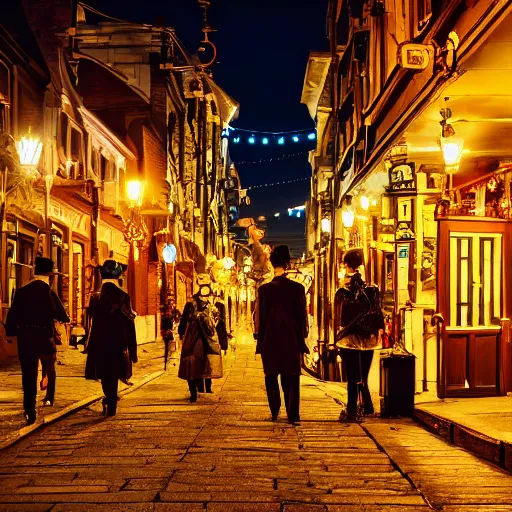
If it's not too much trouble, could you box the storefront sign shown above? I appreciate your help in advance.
[398,43,431,70]
[387,163,416,193]
[50,200,89,237]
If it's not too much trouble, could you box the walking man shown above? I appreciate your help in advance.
[5,257,69,425]
[256,245,309,425]
[85,260,137,417]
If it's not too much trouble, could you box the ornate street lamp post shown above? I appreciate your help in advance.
[0,131,43,315]
[123,179,148,262]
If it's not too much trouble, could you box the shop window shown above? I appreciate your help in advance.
[51,229,70,310]
[415,0,432,37]
[60,113,68,151]
[72,242,84,326]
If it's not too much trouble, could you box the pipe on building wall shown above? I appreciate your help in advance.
[201,100,208,256]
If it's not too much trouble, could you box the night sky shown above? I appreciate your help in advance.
[88,0,329,252]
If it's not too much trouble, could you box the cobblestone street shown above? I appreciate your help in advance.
[0,338,511,512]
[0,341,166,445]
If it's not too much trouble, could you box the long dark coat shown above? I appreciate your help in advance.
[256,275,309,375]
[178,297,222,381]
[85,283,137,381]
[5,280,69,359]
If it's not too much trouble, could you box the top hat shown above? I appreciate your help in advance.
[100,259,123,279]
[270,245,291,268]
[34,257,54,276]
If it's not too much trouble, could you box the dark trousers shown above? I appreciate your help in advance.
[19,353,56,417]
[264,374,300,422]
[40,354,56,404]
[340,349,374,416]
[101,374,119,415]
[187,378,212,398]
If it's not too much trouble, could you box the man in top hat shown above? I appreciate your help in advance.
[6,257,69,425]
[256,245,309,425]
[85,260,137,417]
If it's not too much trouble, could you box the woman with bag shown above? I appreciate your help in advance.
[178,283,225,402]
[334,249,384,422]
[85,260,137,417]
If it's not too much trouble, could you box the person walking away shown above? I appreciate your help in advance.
[85,260,137,417]
[256,245,309,425]
[5,257,70,425]
[178,285,224,402]
[161,305,174,370]
[334,249,384,422]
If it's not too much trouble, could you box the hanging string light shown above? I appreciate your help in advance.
[232,150,311,166]
[224,125,317,146]
[245,176,309,190]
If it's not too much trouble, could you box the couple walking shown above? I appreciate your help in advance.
[256,246,380,425]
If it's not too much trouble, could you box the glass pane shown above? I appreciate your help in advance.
[482,240,492,326]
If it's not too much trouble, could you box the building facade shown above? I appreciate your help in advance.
[0,0,240,357]
[304,0,512,398]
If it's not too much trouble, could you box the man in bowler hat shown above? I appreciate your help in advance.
[6,257,69,425]
[85,260,137,417]
[256,245,309,425]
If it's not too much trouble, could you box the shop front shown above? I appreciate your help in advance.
[49,197,91,335]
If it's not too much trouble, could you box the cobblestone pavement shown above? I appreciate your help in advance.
[0,338,511,512]
[0,341,167,444]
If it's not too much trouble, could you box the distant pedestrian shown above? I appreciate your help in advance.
[334,249,384,422]
[161,305,174,370]
[85,260,137,417]
[5,257,70,425]
[178,284,225,402]
[256,245,309,425]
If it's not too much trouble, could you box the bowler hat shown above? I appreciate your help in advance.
[34,257,54,276]
[270,245,291,268]
[100,259,123,279]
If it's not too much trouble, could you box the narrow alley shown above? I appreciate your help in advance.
[0,341,511,512]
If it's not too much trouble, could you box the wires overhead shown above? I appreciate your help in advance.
[246,176,309,191]
[233,151,311,166]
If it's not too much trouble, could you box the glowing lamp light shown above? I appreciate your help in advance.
[274,212,280,217]
[292,135,299,142]
[262,137,269,145]
[222,257,236,270]
[321,217,331,234]
[441,137,464,171]
[342,209,355,228]
[248,136,256,144]
[233,137,240,144]
[16,135,43,166]
[278,137,285,145]
[127,180,143,205]
[162,244,177,264]
[308,132,316,140]
[360,196,370,211]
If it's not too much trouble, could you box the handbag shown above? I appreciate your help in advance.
[205,353,223,379]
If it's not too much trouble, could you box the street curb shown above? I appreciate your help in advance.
[413,407,512,472]
[0,369,164,453]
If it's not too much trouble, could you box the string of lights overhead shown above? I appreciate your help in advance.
[232,151,311,166]
[222,125,317,146]
[246,176,309,191]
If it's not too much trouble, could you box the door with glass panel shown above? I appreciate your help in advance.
[438,221,507,397]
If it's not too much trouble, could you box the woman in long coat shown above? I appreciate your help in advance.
[85,260,137,416]
[178,290,225,402]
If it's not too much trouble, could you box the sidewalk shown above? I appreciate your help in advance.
[0,340,167,446]
[414,393,512,471]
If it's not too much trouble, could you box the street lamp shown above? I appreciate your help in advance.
[16,134,43,168]
[321,217,331,234]
[127,180,144,206]
[342,209,355,228]
[440,136,464,173]
[123,179,148,261]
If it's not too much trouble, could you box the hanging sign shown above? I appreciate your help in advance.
[387,162,416,193]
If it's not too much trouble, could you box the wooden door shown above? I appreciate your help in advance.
[437,220,509,398]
